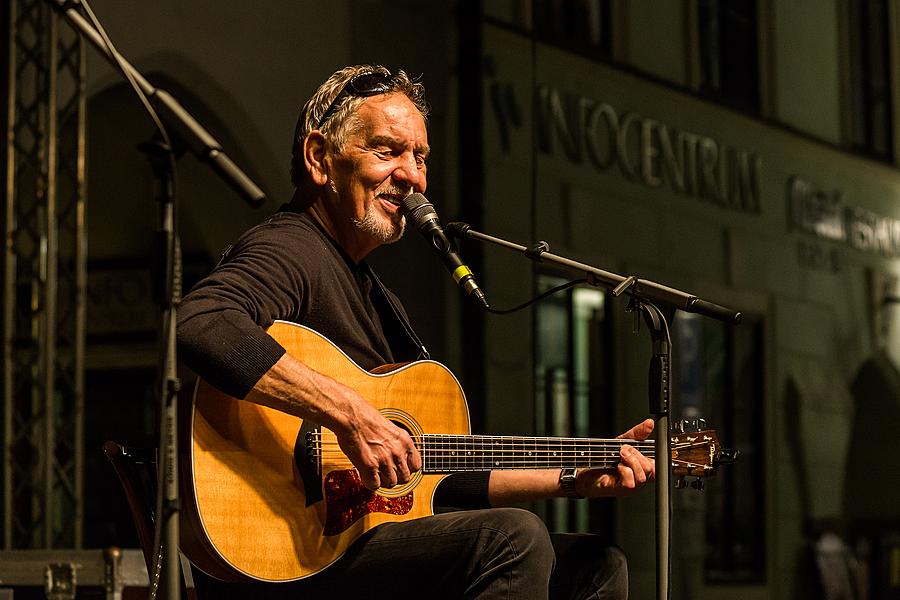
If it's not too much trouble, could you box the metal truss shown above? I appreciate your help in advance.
[3,0,86,549]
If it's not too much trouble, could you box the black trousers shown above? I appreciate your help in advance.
[193,507,628,599]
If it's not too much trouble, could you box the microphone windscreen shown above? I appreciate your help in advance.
[399,193,437,227]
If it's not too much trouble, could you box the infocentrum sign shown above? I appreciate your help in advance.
[489,72,900,259]
[491,82,763,215]
[789,175,900,258]
[535,85,762,214]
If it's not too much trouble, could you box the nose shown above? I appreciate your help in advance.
[392,152,425,191]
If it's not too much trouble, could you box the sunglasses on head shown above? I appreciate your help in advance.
[316,70,395,129]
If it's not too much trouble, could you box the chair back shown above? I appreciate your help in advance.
[102,441,161,581]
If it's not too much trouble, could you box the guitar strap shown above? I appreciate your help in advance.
[224,203,430,364]
[364,264,431,362]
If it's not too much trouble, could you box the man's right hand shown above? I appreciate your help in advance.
[334,398,422,491]
[249,352,422,492]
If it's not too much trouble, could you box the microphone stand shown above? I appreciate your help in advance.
[45,2,267,599]
[446,222,741,600]
[144,137,180,600]
[45,0,266,206]
[446,224,741,324]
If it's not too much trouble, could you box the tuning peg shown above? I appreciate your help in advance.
[687,418,704,432]
[690,478,704,491]
[674,477,687,489]
[672,418,708,433]
[716,448,741,465]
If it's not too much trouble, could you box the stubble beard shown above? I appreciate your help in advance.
[332,181,406,244]
[354,206,405,244]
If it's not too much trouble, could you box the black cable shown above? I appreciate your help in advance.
[75,2,177,599]
[485,278,587,315]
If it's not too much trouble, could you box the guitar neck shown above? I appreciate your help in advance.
[420,434,656,473]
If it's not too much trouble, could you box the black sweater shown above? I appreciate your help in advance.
[177,208,489,508]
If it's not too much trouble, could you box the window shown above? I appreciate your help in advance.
[846,0,893,161]
[533,0,612,60]
[674,311,766,583]
[534,276,614,532]
[697,0,761,111]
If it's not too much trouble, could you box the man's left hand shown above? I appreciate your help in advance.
[575,418,656,498]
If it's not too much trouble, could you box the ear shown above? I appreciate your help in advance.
[303,131,329,186]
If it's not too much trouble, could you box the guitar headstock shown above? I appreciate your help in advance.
[669,419,739,490]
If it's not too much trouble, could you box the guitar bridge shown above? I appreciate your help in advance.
[305,430,320,474]
[294,422,323,506]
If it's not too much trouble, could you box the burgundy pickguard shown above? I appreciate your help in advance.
[322,469,414,535]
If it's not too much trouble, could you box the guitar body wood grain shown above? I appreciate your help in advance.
[179,320,470,582]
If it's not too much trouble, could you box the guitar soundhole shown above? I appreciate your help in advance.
[391,420,420,452]
[321,409,422,535]
[322,469,413,536]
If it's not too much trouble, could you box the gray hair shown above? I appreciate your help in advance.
[290,64,429,187]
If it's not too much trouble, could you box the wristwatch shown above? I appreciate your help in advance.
[558,468,583,499]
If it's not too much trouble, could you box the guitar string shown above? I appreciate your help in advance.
[307,435,711,469]
[306,433,708,449]
[310,450,656,454]
[309,449,706,460]
[307,437,659,451]
[309,452,703,458]
[309,441,704,459]
[310,437,711,471]
[305,431,712,439]
[305,432,673,443]
[307,460,708,471]
[311,452,659,458]
[307,441,659,449]
[308,440,706,458]
[308,441,704,451]
[309,450,661,457]
[309,440,669,446]
[310,461,706,473]
[310,457,705,471]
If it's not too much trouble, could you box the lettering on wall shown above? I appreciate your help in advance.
[534,86,762,214]
[486,56,523,154]
[787,177,846,242]
[486,65,762,215]
[788,175,900,259]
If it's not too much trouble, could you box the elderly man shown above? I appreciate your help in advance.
[177,64,654,600]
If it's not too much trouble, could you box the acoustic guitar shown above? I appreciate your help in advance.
[179,321,730,583]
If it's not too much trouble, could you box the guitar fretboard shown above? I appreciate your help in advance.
[420,434,656,473]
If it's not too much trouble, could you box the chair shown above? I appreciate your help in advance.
[102,441,196,599]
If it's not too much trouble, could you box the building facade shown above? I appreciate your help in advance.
[21,1,900,598]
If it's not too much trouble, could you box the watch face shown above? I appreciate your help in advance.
[559,468,581,498]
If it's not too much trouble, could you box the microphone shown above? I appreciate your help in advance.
[399,193,489,309]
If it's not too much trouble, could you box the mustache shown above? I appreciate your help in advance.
[376,184,413,197]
